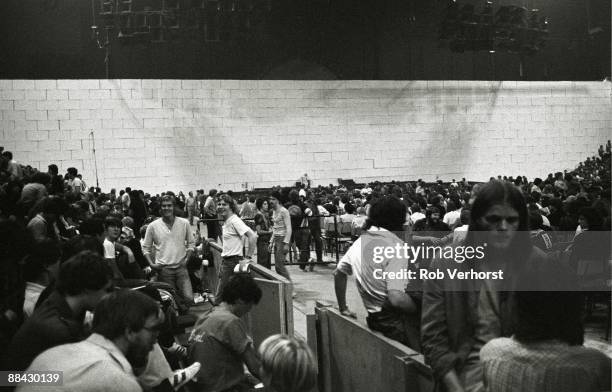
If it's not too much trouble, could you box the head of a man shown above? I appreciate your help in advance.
[220,274,262,317]
[92,289,163,368]
[104,216,122,242]
[366,196,406,232]
[160,195,175,219]
[56,251,114,311]
[258,334,317,392]
[269,191,282,210]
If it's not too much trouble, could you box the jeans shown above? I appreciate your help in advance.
[215,256,241,302]
[157,265,193,307]
[272,236,291,281]
[309,226,323,262]
[293,228,312,269]
[256,234,271,269]
[366,303,421,352]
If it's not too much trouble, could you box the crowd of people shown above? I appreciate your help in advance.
[0,139,611,392]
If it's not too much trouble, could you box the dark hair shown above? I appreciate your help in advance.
[256,197,268,210]
[92,289,160,340]
[61,235,104,262]
[220,274,262,305]
[56,251,112,295]
[104,216,122,229]
[344,203,355,214]
[31,172,51,186]
[579,207,604,231]
[40,196,66,215]
[219,194,238,213]
[513,269,583,345]
[208,189,217,197]
[270,191,282,202]
[2,151,13,160]
[23,239,61,281]
[365,196,406,232]
[528,211,543,230]
[80,218,105,236]
[67,167,78,176]
[465,180,531,261]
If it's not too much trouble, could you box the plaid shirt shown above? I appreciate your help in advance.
[481,337,611,392]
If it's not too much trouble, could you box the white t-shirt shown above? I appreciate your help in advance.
[103,239,116,259]
[443,209,461,228]
[221,215,252,257]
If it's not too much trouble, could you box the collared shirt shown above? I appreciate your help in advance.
[221,214,251,257]
[18,333,141,392]
[142,217,194,266]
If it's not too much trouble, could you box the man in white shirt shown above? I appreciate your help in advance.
[103,217,136,282]
[442,200,461,230]
[142,195,195,306]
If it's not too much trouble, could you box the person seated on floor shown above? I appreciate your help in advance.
[481,269,611,392]
[21,239,61,319]
[187,274,263,392]
[258,334,317,392]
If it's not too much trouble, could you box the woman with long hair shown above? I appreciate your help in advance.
[422,180,548,392]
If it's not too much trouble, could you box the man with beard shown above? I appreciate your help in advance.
[18,289,162,392]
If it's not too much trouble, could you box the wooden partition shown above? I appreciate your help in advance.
[209,242,293,348]
[314,302,434,392]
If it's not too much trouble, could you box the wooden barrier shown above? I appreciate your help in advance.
[313,302,434,392]
[209,242,293,348]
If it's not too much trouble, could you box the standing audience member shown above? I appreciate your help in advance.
[203,189,219,240]
[214,194,256,304]
[269,191,292,281]
[142,195,195,309]
[254,197,273,270]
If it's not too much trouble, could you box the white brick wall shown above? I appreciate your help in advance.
[1,79,610,193]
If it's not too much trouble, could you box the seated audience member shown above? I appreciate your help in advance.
[452,208,470,245]
[17,290,163,392]
[339,202,356,224]
[103,216,134,282]
[5,251,113,371]
[529,211,554,252]
[409,203,426,226]
[188,274,263,392]
[422,180,548,392]
[258,334,317,392]
[22,239,61,318]
[26,197,64,242]
[481,274,611,392]
[334,196,421,350]
[570,207,611,269]
[442,200,461,229]
[351,206,367,236]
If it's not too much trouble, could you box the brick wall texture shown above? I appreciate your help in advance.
[1,80,610,193]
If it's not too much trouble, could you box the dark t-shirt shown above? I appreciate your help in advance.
[4,291,85,371]
[187,307,253,392]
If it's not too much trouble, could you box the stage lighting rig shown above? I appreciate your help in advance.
[438,0,548,56]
